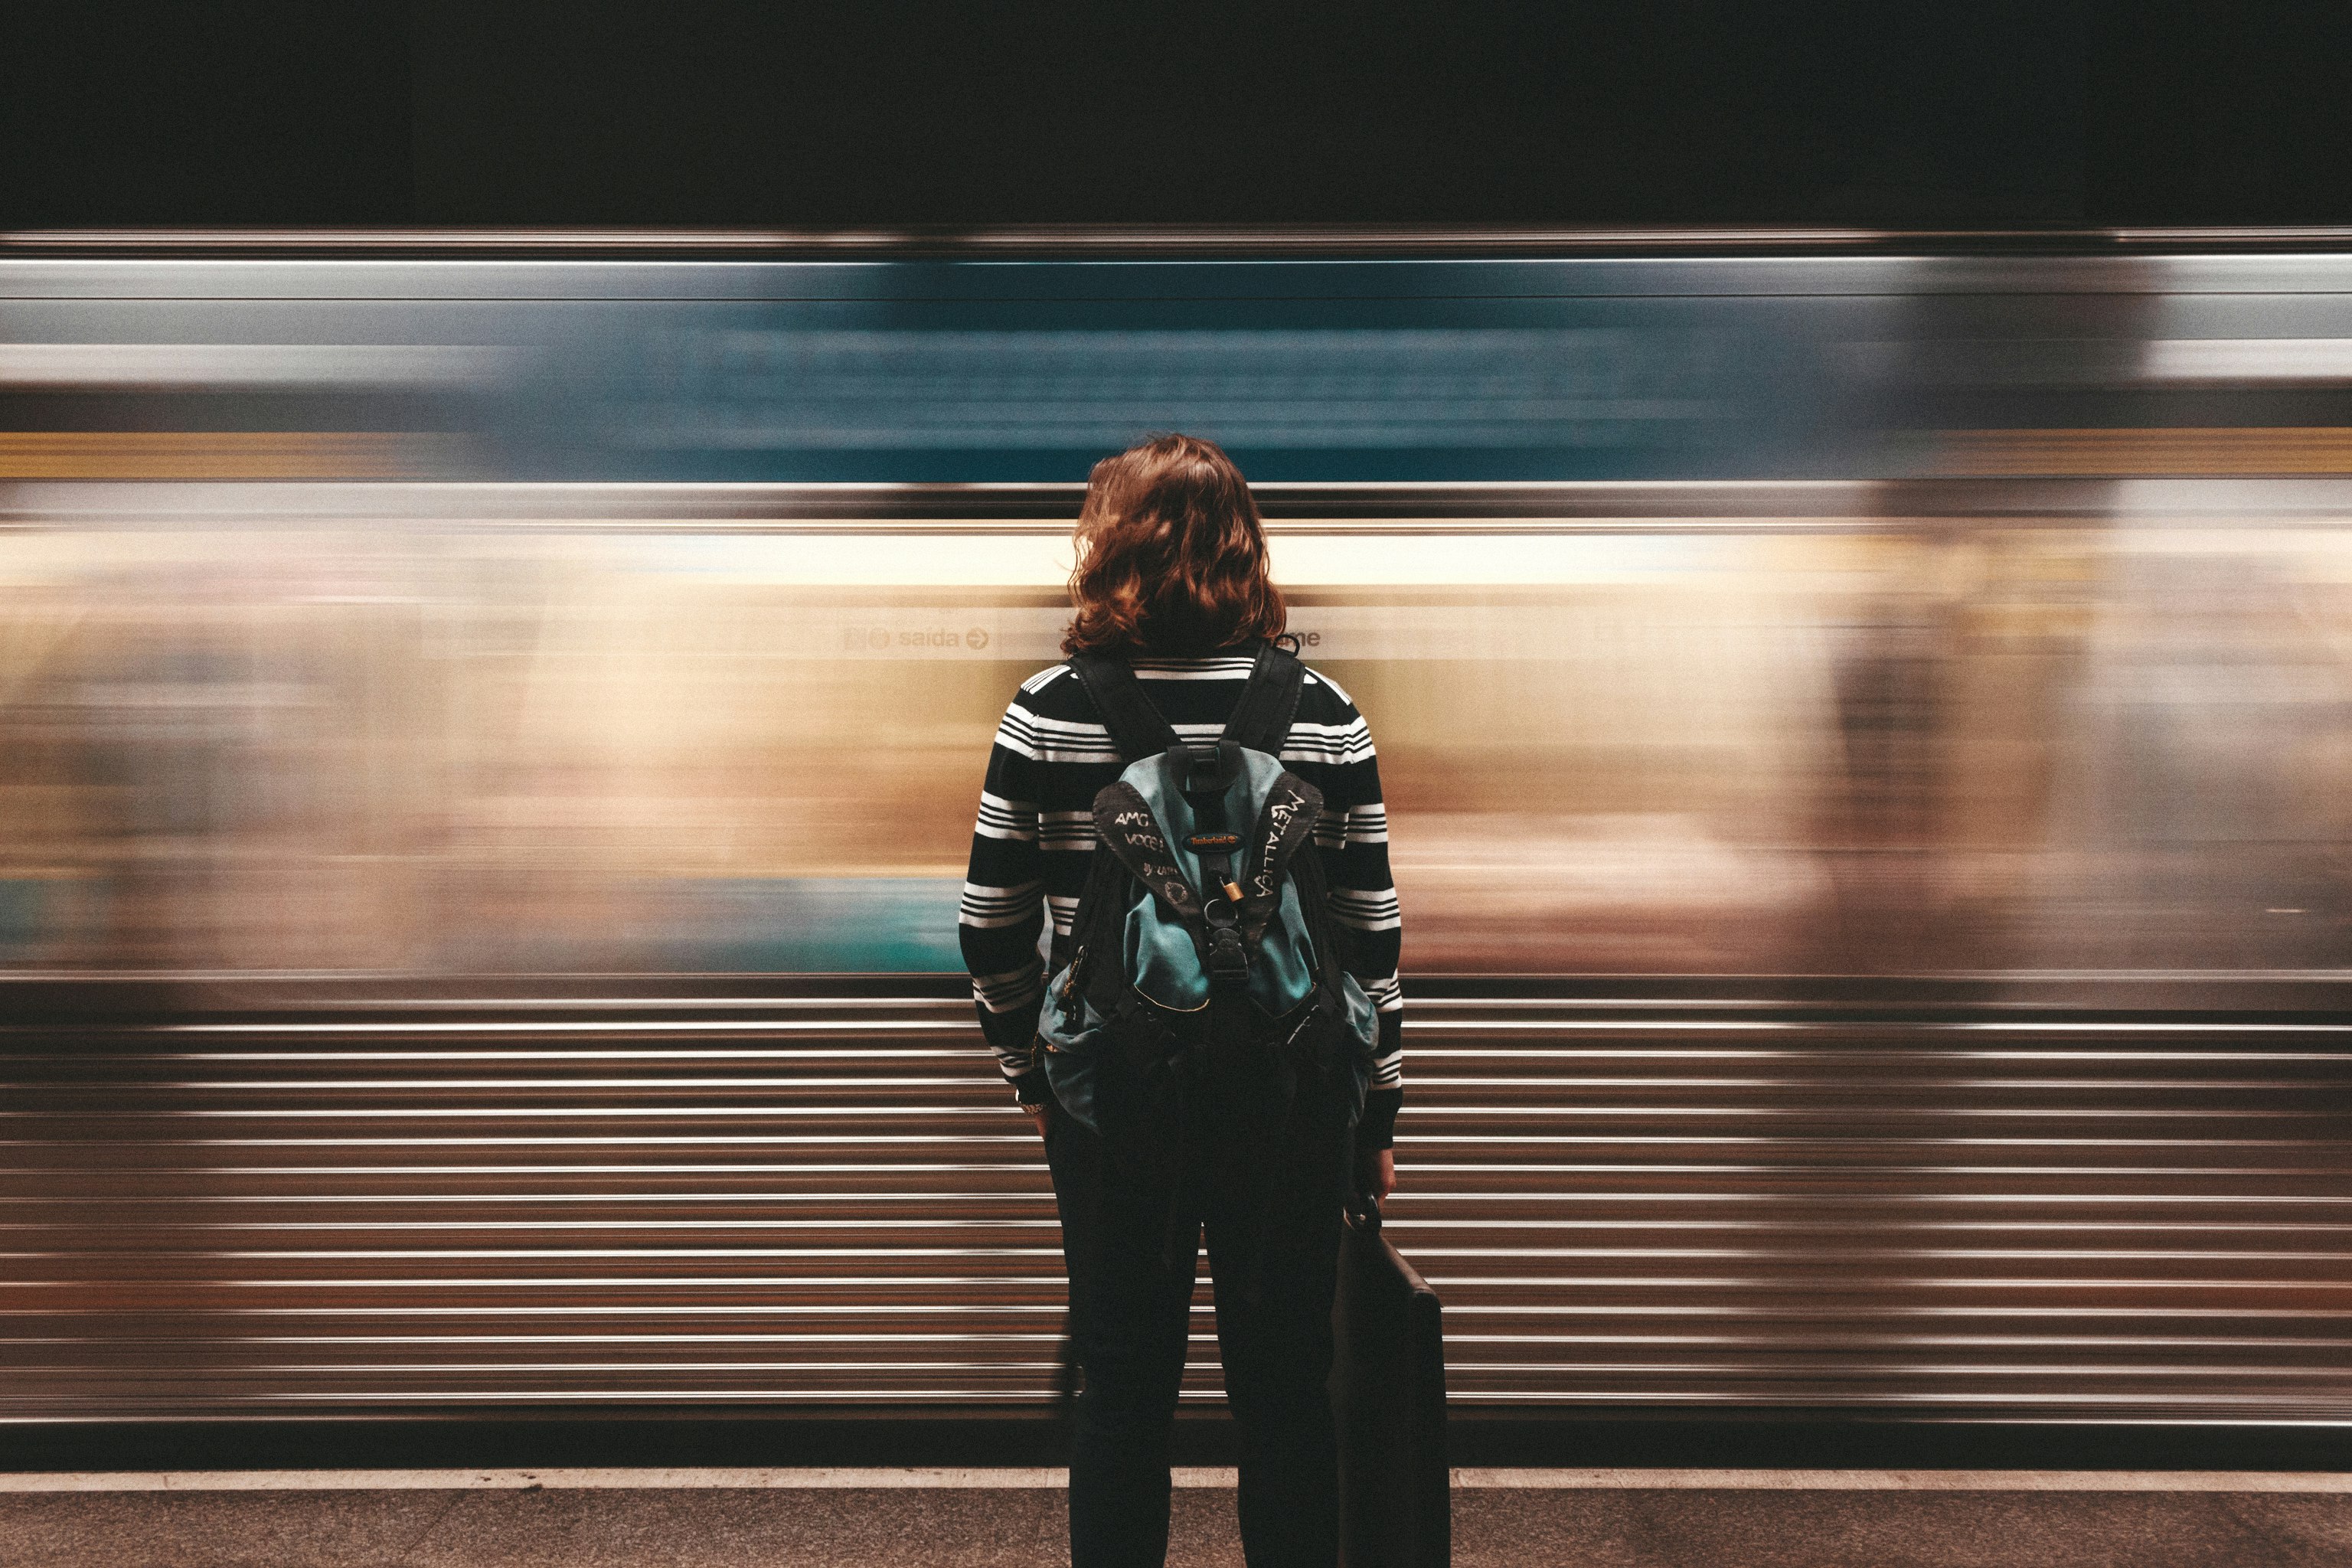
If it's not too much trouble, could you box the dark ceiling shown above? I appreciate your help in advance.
[2,2,2344,230]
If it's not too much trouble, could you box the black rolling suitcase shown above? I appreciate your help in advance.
[1331,1197,1450,1568]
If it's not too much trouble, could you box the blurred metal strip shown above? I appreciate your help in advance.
[12,226,2352,258]
[0,433,450,482]
[26,475,2352,526]
[0,477,1877,528]
[3,985,2349,1419]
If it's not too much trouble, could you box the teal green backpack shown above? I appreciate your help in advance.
[1035,643,1380,1162]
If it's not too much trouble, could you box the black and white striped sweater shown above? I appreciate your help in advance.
[959,653,1404,1148]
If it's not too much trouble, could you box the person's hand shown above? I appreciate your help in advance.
[1021,1102,1052,1139]
[1357,1147,1396,1202]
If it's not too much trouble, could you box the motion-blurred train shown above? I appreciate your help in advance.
[3,232,2349,1425]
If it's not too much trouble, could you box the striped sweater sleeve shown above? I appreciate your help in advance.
[1296,680,1405,1150]
[959,688,1051,1099]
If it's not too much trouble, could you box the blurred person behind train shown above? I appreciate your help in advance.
[959,434,1403,1567]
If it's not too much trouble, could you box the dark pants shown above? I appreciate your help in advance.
[1046,1086,1351,1568]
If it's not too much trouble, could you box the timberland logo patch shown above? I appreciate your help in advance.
[1186,832,1242,851]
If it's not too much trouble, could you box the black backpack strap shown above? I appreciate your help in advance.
[1220,641,1305,756]
[1069,651,1181,764]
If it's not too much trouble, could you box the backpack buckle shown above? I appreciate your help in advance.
[1178,739,1241,798]
[1204,926,1247,975]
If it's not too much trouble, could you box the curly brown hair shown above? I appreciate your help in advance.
[1061,433,1287,657]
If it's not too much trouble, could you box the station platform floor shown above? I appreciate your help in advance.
[2,1467,2350,1567]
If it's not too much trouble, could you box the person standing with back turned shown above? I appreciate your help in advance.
[959,434,1405,1568]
